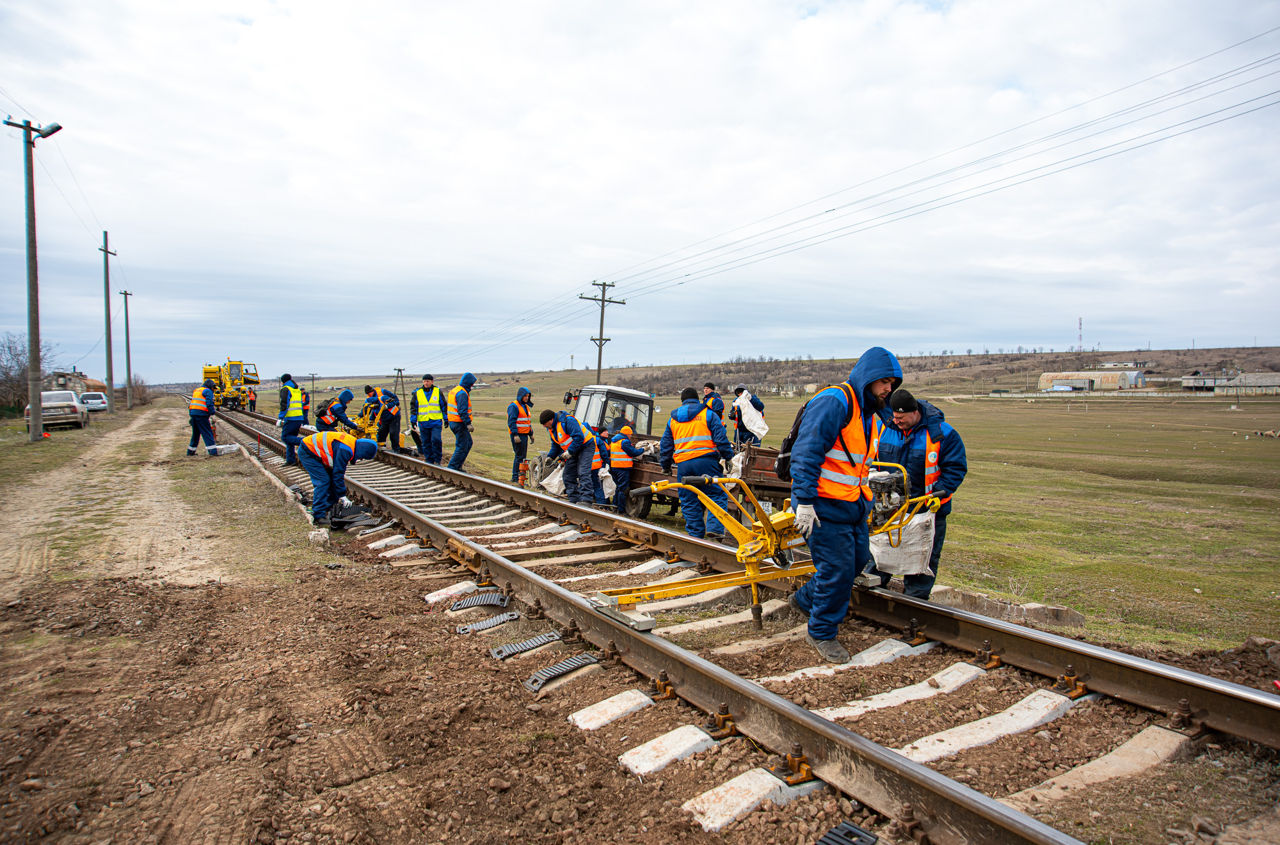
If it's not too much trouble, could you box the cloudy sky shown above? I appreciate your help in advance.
[2,1,1277,385]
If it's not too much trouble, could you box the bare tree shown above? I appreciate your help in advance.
[0,332,58,415]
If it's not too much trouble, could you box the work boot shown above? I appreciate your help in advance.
[806,635,850,664]
[787,592,809,619]
[186,449,197,456]
[312,516,330,528]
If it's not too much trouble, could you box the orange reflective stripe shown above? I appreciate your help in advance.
[447,386,465,423]
[670,412,714,463]
[511,402,531,434]
[609,438,633,468]
[815,387,876,502]
[189,391,210,413]
[303,431,357,468]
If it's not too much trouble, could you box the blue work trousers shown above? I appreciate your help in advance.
[611,468,632,512]
[561,447,594,504]
[448,422,472,471]
[188,415,216,453]
[418,421,443,464]
[510,433,530,481]
[282,419,304,464]
[792,516,872,641]
[298,448,338,520]
[675,454,728,539]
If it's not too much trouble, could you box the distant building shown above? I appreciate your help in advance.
[43,369,107,394]
[1213,373,1280,396]
[1182,375,1234,391]
[1037,371,1137,391]
[1098,361,1150,369]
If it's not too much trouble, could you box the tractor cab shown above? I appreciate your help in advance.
[566,385,654,437]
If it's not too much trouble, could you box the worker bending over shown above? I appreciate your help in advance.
[540,409,595,505]
[507,387,535,482]
[298,431,377,528]
[659,387,735,540]
[788,347,902,663]
[364,385,406,455]
[316,389,359,432]
[609,423,644,513]
[858,389,967,599]
[447,372,477,470]
[187,378,229,456]
[276,373,306,465]
[411,374,446,464]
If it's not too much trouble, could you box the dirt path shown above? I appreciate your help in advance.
[0,407,233,603]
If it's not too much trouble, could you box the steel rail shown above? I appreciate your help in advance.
[225,409,1280,750]
[220,412,1078,845]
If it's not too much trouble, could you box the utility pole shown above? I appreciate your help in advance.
[308,372,317,394]
[393,367,406,398]
[579,280,625,384]
[100,231,117,413]
[120,291,133,409]
[4,117,62,441]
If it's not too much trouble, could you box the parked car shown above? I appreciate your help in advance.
[25,391,91,431]
[80,391,109,412]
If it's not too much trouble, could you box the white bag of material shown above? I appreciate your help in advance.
[539,463,566,496]
[726,451,747,478]
[599,467,616,498]
[733,391,769,439]
[869,511,935,576]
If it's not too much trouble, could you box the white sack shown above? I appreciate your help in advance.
[539,463,566,496]
[599,467,617,498]
[733,391,769,439]
[869,511,935,576]
[726,451,747,478]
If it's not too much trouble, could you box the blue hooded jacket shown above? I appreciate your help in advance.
[876,398,966,516]
[507,386,532,435]
[191,379,216,418]
[322,436,378,498]
[658,397,734,471]
[544,410,586,459]
[450,372,477,426]
[790,346,903,523]
[321,389,358,429]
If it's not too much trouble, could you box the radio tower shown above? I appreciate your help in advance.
[1078,317,1083,352]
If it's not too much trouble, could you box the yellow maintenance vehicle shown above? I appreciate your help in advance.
[590,464,940,630]
[200,358,260,410]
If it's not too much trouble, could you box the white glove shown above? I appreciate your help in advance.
[338,496,352,508]
[275,418,284,427]
[793,504,820,539]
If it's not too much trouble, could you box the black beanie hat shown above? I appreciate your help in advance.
[280,373,291,383]
[703,382,715,390]
[681,387,699,402]
[889,389,919,413]
[422,374,433,381]
[364,384,374,394]
[539,409,555,425]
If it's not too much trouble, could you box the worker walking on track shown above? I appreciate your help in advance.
[411,374,446,464]
[787,347,902,663]
[507,386,535,482]
[659,387,735,540]
[609,423,644,513]
[540,409,595,505]
[857,389,967,599]
[728,383,766,446]
[276,373,306,465]
[187,378,227,456]
[447,372,477,471]
[297,431,377,528]
[316,389,359,433]
[364,385,406,455]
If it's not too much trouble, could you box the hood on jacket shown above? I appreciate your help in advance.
[202,379,216,389]
[353,439,378,461]
[847,346,902,412]
[337,389,354,405]
[460,372,477,389]
[672,396,706,423]
[516,386,531,403]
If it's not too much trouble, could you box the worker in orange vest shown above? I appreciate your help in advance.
[507,386,534,483]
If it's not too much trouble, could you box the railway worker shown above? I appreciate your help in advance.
[507,386,535,482]
[588,423,611,506]
[364,385,406,455]
[297,430,378,528]
[247,386,257,412]
[411,374,446,464]
[701,382,725,422]
[447,372,478,471]
[187,378,222,456]
[857,389,967,600]
[609,424,644,513]
[787,346,902,664]
[301,387,311,425]
[276,373,306,466]
[540,408,596,505]
[316,389,359,433]
[728,383,766,447]
[659,387,735,540]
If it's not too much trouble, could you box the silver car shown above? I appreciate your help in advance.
[80,391,109,412]
[25,390,91,430]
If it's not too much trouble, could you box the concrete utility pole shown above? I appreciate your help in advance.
[100,231,117,413]
[4,117,62,441]
[579,280,625,385]
[308,372,317,394]
[120,290,133,409]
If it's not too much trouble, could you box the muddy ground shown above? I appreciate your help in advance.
[1,406,1277,844]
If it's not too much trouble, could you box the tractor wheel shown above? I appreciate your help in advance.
[624,490,652,520]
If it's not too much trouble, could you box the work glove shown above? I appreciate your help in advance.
[338,496,353,508]
[467,424,474,432]
[275,418,283,427]
[793,504,820,539]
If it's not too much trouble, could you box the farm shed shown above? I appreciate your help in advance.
[1214,373,1280,396]
[1036,371,1133,391]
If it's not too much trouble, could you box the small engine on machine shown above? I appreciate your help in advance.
[868,469,910,531]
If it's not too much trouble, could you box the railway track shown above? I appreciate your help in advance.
[219,410,1280,844]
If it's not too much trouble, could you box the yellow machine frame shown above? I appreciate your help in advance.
[349,400,415,452]
[592,469,940,628]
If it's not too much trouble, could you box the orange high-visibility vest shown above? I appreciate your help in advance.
[923,429,951,504]
[609,436,634,468]
[551,418,593,452]
[670,410,715,464]
[510,401,531,434]
[591,436,604,470]
[189,390,211,413]
[447,386,467,423]
[303,431,357,468]
[815,388,882,502]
